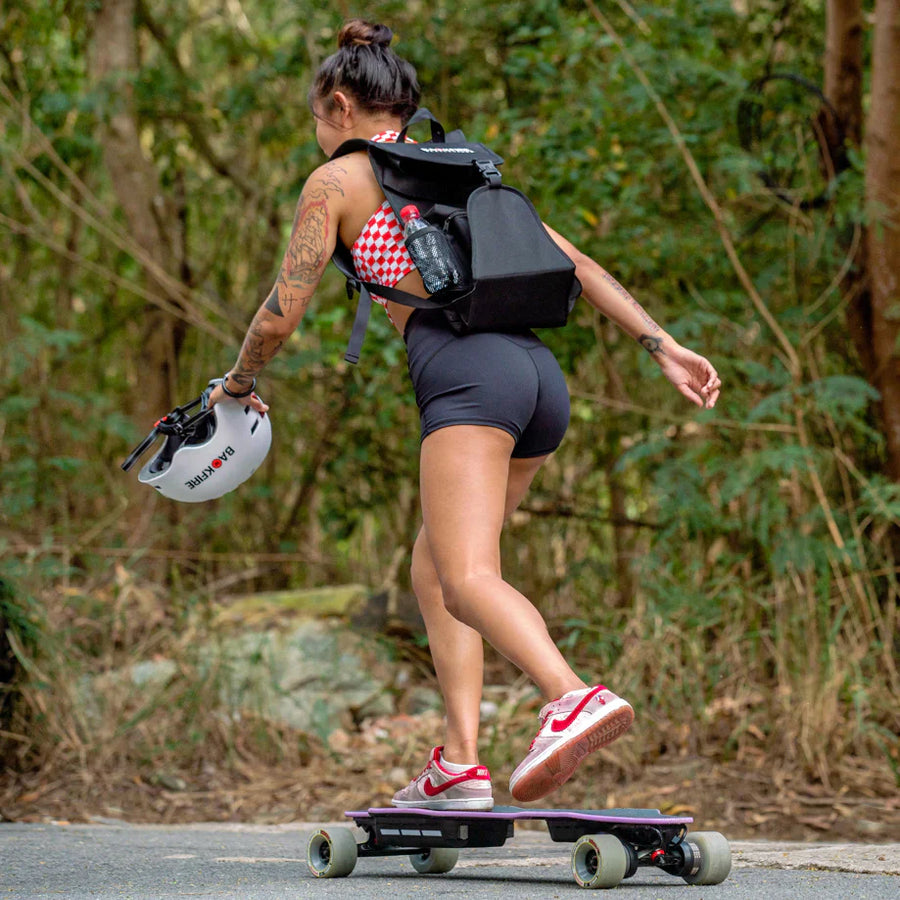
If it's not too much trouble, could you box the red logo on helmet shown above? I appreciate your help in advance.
[184,446,236,490]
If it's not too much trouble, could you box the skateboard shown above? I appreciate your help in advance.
[307,805,732,889]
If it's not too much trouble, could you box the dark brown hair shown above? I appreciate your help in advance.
[309,20,420,122]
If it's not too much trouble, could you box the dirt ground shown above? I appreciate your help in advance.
[2,706,897,843]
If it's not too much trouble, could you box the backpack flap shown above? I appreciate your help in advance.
[462,185,581,332]
[330,107,504,213]
[367,142,504,218]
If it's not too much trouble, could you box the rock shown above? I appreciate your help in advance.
[211,620,397,739]
[404,686,443,716]
[75,587,415,745]
[215,584,371,626]
[350,590,423,630]
[130,660,177,687]
[147,773,188,792]
[357,690,396,720]
[480,700,499,721]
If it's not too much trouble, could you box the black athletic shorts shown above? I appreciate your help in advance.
[403,309,570,458]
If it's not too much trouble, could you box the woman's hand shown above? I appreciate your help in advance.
[653,341,721,409]
[207,382,270,413]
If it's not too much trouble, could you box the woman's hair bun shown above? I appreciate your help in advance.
[312,18,419,122]
[338,19,393,50]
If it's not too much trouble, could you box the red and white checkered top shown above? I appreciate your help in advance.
[350,131,417,323]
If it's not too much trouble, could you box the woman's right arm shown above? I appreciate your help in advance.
[209,160,351,411]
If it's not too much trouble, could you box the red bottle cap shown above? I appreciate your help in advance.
[400,204,421,221]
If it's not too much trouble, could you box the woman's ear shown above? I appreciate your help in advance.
[333,90,354,124]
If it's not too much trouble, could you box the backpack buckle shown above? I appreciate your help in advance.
[475,159,502,186]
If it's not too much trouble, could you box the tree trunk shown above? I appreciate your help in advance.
[89,0,186,425]
[822,2,876,382]
[865,0,900,480]
[823,0,864,147]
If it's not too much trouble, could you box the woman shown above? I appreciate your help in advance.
[210,20,721,809]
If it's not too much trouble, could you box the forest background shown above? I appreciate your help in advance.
[1,0,898,839]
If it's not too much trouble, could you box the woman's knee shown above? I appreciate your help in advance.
[439,570,501,621]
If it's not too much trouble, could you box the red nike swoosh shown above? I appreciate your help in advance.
[422,770,489,797]
[550,686,606,733]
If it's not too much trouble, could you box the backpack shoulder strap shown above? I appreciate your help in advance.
[330,137,373,160]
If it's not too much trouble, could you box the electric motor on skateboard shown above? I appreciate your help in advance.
[307,805,732,889]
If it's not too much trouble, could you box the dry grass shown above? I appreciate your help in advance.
[3,416,899,838]
[1,557,897,842]
[3,689,897,842]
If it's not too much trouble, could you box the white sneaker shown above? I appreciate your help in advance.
[509,685,634,802]
[391,746,494,810]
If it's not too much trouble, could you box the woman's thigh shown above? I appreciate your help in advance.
[413,450,549,589]
[418,424,514,581]
[418,425,550,582]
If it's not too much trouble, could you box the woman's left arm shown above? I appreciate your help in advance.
[545,223,721,409]
[210,161,349,411]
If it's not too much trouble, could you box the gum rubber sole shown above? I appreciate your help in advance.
[510,704,635,803]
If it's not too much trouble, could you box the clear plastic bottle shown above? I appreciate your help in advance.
[400,205,461,294]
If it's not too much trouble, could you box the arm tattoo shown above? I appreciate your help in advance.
[639,334,665,356]
[315,162,348,197]
[601,270,660,334]
[264,162,347,319]
[229,319,284,386]
[229,163,347,379]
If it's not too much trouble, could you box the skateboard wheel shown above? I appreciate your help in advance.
[571,833,629,889]
[409,847,460,874]
[306,827,358,878]
[681,831,732,885]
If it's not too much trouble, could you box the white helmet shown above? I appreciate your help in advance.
[121,379,271,502]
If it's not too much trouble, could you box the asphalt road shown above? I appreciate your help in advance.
[1,820,898,899]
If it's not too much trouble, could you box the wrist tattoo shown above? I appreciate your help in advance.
[639,334,665,355]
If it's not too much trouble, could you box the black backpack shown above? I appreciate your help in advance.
[330,109,582,364]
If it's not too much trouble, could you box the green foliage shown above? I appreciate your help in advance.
[1,0,897,787]
[0,575,42,652]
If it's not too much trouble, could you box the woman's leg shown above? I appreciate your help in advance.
[411,528,484,765]
[418,425,586,708]
[411,444,577,765]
